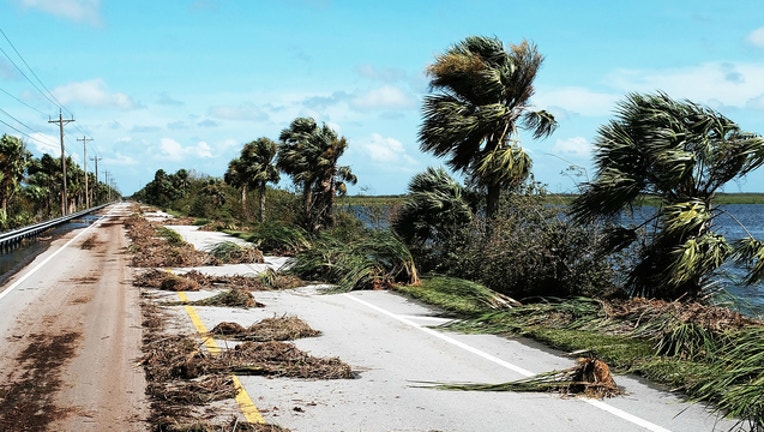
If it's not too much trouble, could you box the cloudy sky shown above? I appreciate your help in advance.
[2,0,764,195]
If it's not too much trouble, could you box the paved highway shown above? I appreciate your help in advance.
[0,203,146,431]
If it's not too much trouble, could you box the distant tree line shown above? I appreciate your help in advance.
[133,116,356,233]
[0,133,117,231]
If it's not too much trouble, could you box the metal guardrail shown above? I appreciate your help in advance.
[0,203,111,251]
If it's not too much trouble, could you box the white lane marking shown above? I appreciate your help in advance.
[344,293,673,432]
[0,206,115,302]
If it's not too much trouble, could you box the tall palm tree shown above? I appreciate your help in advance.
[226,138,280,222]
[570,92,764,300]
[419,36,557,219]
[278,117,356,231]
[278,117,320,218]
[0,134,32,226]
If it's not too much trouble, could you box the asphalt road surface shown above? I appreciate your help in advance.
[0,203,146,431]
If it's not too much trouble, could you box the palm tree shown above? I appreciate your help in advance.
[570,91,764,300]
[392,167,473,272]
[419,36,557,220]
[0,134,32,227]
[278,117,320,219]
[278,117,356,231]
[226,138,280,222]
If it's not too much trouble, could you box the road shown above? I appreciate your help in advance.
[0,207,740,432]
[0,203,146,431]
[167,225,738,432]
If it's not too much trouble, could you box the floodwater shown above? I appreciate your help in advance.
[0,215,101,286]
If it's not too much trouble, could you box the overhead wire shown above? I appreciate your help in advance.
[0,25,96,165]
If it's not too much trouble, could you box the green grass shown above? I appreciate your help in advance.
[157,226,184,246]
[396,276,515,317]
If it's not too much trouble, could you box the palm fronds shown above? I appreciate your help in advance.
[288,230,419,291]
[425,357,622,399]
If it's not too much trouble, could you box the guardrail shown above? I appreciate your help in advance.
[0,203,111,251]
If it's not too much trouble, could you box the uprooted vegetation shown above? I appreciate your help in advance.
[126,214,220,268]
[209,315,321,342]
[134,268,304,292]
[139,302,353,430]
[426,356,622,399]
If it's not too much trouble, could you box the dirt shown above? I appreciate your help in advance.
[0,205,148,431]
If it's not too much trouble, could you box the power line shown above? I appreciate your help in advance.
[0,26,72,117]
[0,86,48,116]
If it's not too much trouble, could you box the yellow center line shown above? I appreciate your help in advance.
[177,291,264,423]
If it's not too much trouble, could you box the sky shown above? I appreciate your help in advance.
[1,0,764,196]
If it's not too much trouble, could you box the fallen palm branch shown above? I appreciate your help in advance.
[209,315,320,342]
[225,341,356,379]
[167,288,265,308]
[209,241,265,264]
[421,357,622,399]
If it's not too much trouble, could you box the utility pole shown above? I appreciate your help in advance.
[49,111,74,215]
[77,136,93,209]
[91,155,101,205]
[104,170,110,202]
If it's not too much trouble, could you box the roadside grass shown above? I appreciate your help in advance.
[400,277,764,430]
[395,276,518,317]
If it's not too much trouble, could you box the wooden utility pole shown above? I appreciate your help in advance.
[49,111,74,215]
[91,155,102,205]
[77,136,93,209]
[104,170,110,202]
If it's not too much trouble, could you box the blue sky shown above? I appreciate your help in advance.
[2,0,764,196]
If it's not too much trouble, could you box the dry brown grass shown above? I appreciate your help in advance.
[126,215,220,268]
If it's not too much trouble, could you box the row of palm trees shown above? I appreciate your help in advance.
[225,117,356,232]
[0,133,114,230]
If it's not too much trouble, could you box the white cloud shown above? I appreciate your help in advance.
[605,62,764,110]
[359,133,417,165]
[159,138,184,161]
[158,138,213,161]
[28,132,60,155]
[552,136,592,158]
[52,79,137,109]
[747,27,764,48]
[194,141,213,158]
[351,85,416,110]
[534,87,620,117]
[107,152,138,166]
[17,0,102,26]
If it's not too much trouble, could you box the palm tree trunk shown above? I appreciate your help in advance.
[240,185,247,218]
[486,183,500,220]
[258,184,266,223]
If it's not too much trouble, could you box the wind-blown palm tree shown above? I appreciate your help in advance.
[419,36,557,219]
[0,134,32,226]
[278,117,356,231]
[570,92,764,300]
[392,167,473,272]
[225,138,280,222]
